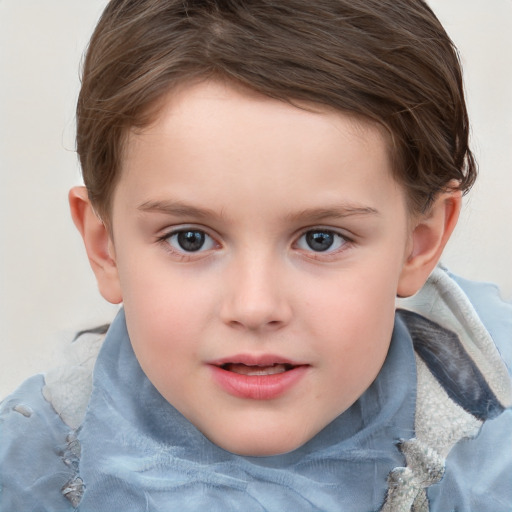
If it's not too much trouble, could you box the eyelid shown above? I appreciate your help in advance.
[157,223,218,239]
[293,226,354,258]
[295,225,354,242]
[157,224,222,258]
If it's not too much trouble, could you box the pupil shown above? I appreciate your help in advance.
[177,231,205,252]
[306,231,334,252]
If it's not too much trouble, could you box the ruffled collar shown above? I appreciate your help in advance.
[77,309,416,511]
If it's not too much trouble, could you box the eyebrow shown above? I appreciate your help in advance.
[137,200,221,220]
[285,205,380,223]
[137,199,379,222]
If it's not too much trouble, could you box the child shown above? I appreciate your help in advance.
[1,0,511,510]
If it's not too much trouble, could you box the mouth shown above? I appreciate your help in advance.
[220,362,296,376]
[209,355,309,400]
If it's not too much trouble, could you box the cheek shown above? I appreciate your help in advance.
[118,262,219,365]
[122,290,210,402]
[119,249,217,315]
[308,264,398,330]
[304,266,398,385]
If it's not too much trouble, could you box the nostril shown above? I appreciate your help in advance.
[220,287,292,330]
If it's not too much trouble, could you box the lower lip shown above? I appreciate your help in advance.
[209,365,309,400]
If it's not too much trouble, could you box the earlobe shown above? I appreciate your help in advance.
[69,186,123,304]
[397,186,462,298]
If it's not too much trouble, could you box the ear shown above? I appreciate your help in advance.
[69,186,123,304]
[397,185,462,297]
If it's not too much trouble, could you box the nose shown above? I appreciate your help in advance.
[220,254,293,332]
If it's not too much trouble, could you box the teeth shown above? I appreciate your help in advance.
[223,363,292,376]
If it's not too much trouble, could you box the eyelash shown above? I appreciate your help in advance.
[156,226,353,261]
[294,228,352,259]
[157,227,219,260]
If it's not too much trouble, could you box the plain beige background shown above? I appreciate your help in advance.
[1,0,511,398]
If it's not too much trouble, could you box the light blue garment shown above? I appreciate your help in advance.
[0,374,75,511]
[76,310,415,512]
[0,315,415,511]
[426,273,512,512]
[0,273,510,511]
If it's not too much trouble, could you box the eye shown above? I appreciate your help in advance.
[296,229,347,253]
[166,229,216,253]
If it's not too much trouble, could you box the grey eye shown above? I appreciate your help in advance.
[167,230,215,252]
[297,230,347,253]
[177,231,205,251]
[305,231,334,251]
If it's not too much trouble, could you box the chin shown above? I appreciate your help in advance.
[210,428,311,457]
[224,442,301,458]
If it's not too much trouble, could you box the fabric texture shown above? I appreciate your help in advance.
[0,268,510,511]
[381,267,512,511]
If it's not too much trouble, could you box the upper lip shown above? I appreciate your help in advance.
[208,354,308,367]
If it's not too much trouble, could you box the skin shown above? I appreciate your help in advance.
[70,80,460,456]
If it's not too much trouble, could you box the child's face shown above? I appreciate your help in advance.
[108,80,413,456]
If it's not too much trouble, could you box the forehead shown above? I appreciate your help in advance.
[128,78,392,157]
[115,79,404,220]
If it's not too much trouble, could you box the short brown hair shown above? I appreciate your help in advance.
[77,0,476,219]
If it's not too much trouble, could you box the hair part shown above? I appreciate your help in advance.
[77,0,477,219]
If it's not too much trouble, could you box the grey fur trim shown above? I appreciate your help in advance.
[397,266,512,409]
[42,331,105,429]
[382,356,482,511]
[383,267,510,511]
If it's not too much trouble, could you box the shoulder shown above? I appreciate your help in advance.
[395,267,512,511]
[397,266,511,414]
[0,328,105,510]
[0,375,76,510]
[449,271,512,372]
[434,270,512,510]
